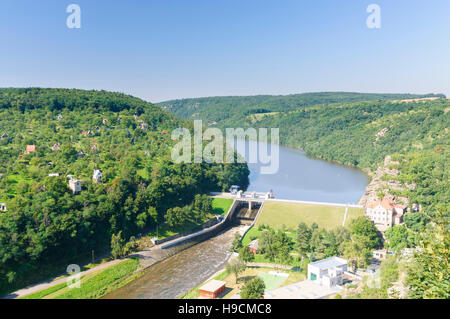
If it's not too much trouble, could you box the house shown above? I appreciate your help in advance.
[78,151,85,158]
[26,145,36,154]
[140,123,148,130]
[68,178,82,194]
[51,143,61,151]
[102,118,108,125]
[92,169,103,183]
[248,239,259,255]
[365,197,406,230]
[198,280,226,299]
[373,249,389,260]
[307,256,348,288]
[48,173,60,177]
[1,133,8,139]
[57,114,63,120]
[0,203,7,212]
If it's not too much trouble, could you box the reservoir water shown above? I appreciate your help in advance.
[105,140,369,298]
[233,139,369,204]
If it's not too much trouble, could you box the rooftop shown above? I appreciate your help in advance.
[199,280,226,293]
[308,256,347,270]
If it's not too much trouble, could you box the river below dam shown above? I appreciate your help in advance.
[105,140,369,299]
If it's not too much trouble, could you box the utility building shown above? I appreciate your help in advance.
[307,256,347,288]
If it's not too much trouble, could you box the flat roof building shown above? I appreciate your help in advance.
[198,280,226,299]
[307,256,348,288]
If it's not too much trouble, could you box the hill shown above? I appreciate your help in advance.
[0,88,249,293]
[157,92,444,127]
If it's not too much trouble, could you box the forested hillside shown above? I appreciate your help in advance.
[0,88,249,293]
[157,92,444,126]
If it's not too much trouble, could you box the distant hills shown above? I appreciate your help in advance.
[157,92,445,128]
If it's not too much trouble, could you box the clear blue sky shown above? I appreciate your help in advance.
[0,0,449,102]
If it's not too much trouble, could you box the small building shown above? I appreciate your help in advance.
[51,143,61,151]
[307,256,348,288]
[248,239,259,255]
[69,178,82,194]
[229,185,240,195]
[198,280,226,299]
[57,114,63,120]
[26,145,36,154]
[1,133,8,139]
[0,203,7,212]
[102,118,108,125]
[92,169,103,184]
[78,150,85,158]
[48,173,60,177]
[140,123,148,130]
[373,249,388,260]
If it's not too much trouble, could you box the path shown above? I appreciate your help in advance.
[342,206,349,226]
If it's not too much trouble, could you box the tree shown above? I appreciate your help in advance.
[406,214,449,299]
[240,277,265,299]
[350,216,382,250]
[226,258,246,283]
[295,222,311,258]
[230,232,243,252]
[239,246,255,263]
[384,225,410,252]
[110,231,126,259]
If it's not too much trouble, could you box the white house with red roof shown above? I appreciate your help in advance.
[365,197,406,230]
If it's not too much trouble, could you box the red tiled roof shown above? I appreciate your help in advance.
[367,197,395,210]
[26,145,36,153]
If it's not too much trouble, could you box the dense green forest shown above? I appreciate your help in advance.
[0,88,249,293]
[157,92,444,126]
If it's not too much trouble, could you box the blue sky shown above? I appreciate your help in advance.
[0,0,449,102]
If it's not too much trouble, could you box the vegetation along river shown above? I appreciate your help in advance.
[105,140,369,298]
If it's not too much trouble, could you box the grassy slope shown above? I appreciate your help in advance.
[256,201,364,230]
[20,258,140,299]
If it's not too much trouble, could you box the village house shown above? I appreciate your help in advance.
[51,143,61,151]
[140,123,148,130]
[57,114,63,120]
[248,239,259,255]
[0,203,7,212]
[92,169,103,184]
[365,197,406,230]
[68,178,82,194]
[1,133,8,139]
[102,118,108,125]
[48,173,60,177]
[26,145,36,154]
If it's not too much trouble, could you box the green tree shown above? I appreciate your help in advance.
[238,246,255,263]
[295,222,311,258]
[226,258,246,283]
[240,277,265,299]
[111,231,126,259]
[230,232,243,252]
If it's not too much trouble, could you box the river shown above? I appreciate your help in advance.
[105,140,369,298]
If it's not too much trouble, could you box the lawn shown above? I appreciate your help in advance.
[147,197,234,240]
[212,197,234,215]
[256,201,356,230]
[344,207,365,226]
